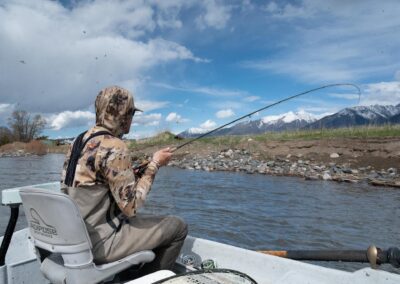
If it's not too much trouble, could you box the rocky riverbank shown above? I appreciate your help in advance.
[168,148,400,188]
[0,141,69,157]
[0,150,39,157]
[1,136,399,188]
[0,141,48,157]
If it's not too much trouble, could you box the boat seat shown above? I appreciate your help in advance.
[19,188,155,284]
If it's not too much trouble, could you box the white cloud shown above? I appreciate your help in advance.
[264,1,316,19]
[136,100,169,112]
[165,112,188,123]
[0,103,15,126]
[0,104,13,114]
[298,106,338,115]
[154,82,247,97]
[243,96,260,102]
[216,109,235,118]
[244,0,400,82]
[0,0,206,113]
[395,70,400,81]
[166,112,180,122]
[191,87,243,97]
[48,110,95,130]
[261,113,283,123]
[150,0,186,29]
[195,0,231,30]
[360,81,400,106]
[264,2,278,13]
[200,119,216,129]
[210,100,245,110]
[240,0,255,11]
[186,118,218,134]
[328,93,360,100]
[133,113,162,126]
[293,81,400,114]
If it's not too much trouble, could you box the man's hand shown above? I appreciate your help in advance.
[152,147,173,167]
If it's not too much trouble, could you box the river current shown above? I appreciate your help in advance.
[0,154,399,273]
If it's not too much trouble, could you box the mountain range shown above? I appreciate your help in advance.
[178,104,400,138]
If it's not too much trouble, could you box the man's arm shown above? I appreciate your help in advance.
[97,139,159,217]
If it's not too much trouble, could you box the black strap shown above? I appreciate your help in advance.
[65,131,112,186]
[105,192,124,232]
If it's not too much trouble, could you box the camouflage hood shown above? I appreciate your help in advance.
[95,86,139,137]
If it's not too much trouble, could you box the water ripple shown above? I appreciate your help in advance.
[1,155,399,274]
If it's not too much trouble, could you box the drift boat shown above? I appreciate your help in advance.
[0,182,399,284]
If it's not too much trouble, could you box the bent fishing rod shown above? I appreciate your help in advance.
[133,83,361,174]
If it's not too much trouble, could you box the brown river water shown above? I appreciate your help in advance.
[0,154,399,273]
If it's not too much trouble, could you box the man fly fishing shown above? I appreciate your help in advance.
[60,83,361,277]
[60,86,188,275]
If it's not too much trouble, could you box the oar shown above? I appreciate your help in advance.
[258,246,400,268]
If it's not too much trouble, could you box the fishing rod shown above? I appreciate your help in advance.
[258,245,400,269]
[133,83,361,174]
[174,83,360,151]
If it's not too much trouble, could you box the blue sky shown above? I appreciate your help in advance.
[0,0,399,139]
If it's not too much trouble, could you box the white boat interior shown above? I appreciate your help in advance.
[1,182,399,284]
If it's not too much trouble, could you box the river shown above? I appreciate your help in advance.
[0,154,399,273]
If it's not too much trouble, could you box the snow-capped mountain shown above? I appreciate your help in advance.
[262,110,316,125]
[178,104,400,138]
[178,111,317,138]
[259,110,317,131]
[178,127,209,138]
[306,104,400,129]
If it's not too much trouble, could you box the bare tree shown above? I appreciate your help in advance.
[0,126,12,146]
[8,110,46,142]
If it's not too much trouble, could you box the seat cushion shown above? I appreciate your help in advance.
[40,254,66,284]
[96,250,155,270]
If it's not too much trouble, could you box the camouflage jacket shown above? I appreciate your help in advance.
[61,87,158,218]
[61,126,158,217]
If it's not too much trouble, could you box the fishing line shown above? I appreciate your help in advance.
[174,83,361,151]
[133,83,361,173]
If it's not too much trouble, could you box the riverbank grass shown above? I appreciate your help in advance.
[129,125,400,149]
[253,124,400,141]
[129,131,177,150]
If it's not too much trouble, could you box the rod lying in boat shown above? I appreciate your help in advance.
[258,245,400,268]
[134,83,361,175]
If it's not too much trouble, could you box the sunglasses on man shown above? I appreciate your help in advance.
[132,107,143,117]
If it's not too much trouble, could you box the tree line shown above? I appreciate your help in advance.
[0,110,46,146]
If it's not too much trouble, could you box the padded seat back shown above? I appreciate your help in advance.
[20,188,92,263]
[20,188,156,284]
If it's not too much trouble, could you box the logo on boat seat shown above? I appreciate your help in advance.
[29,208,58,238]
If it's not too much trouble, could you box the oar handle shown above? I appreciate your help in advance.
[259,249,370,262]
[387,247,400,268]
[258,246,400,268]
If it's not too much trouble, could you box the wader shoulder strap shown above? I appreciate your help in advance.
[65,130,113,186]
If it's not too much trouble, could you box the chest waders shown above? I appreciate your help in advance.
[65,130,124,232]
